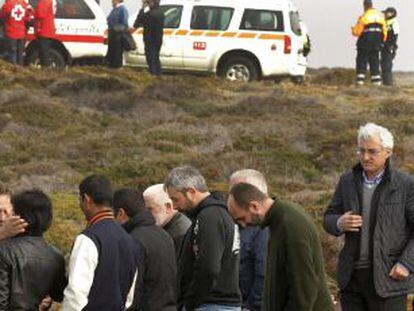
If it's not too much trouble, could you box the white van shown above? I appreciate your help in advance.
[0,0,107,67]
[125,0,309,82]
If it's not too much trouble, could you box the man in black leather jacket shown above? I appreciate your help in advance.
[0,190,66,310]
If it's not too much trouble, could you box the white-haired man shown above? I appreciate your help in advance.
[324,123,414,311]
[229,170,268,311]
[143,184,191,257]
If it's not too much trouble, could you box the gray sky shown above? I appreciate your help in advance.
[294,0,414,71]
[111,0,414,71]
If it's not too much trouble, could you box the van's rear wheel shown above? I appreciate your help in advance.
[25,47,66,68]
[221,57,259,82]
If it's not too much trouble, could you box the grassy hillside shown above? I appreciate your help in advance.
[1,61,414,301]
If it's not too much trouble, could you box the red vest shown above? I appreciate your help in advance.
[0,0,30,39]
[34,0,55,38]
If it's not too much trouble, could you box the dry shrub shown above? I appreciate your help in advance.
[49,76,133,96]
[310,68,355,86]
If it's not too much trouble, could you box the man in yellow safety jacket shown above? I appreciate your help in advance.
[352,0,387,85]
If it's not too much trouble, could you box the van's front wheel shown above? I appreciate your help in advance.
[220,57,259,82]
[25,47,66,68]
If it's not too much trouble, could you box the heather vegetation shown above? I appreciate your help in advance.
[1,60,414,302]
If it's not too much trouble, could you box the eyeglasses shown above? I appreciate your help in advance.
[356,147,384,157]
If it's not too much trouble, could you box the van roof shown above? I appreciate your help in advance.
[161,0,298,10]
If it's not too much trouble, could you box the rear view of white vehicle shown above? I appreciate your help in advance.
[125,0,310,82]
[24,0,107,67]
[0,0,108,67]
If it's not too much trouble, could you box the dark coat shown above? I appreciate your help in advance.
[239,226,268,311]
[261,199,333,311]
[0,236,66,310]
[323,162,414,297]
[163,212,191,259]
[133,6,164,47]
[178,192,241,310]
[124,211,177,311]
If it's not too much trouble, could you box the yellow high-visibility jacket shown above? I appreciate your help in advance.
[352,8,387,42]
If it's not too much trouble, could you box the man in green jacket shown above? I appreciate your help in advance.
[228,181,334,311]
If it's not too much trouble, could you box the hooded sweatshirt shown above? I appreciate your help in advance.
[177,192,241,310]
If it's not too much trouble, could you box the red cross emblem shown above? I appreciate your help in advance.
[11,4,25,21]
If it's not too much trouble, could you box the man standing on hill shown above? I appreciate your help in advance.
[143,183,191,258]
[0,0,31,65]
[381,7,399,86]
[113,188,177,311]
[228,178,333,311]
[61,175,139,310]
[352,0,387,85]
[324,123,414,311]
[133,0,164,75]
[164,165,241,311]
[34,0,56,67]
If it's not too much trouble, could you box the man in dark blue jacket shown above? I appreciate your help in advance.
[62,175,140,310]
[106,0,129,68]
[239,227,268,311]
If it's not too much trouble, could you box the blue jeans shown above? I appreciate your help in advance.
[187,305,241,311]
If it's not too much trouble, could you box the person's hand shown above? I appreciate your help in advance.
[0,216,28,240]
[38,296,52,311]
[338,211,363,232]
[389,263,410,281]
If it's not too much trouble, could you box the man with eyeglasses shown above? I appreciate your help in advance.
[324,123,414,311]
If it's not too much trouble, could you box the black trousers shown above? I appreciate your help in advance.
[356,48,381,80]
[5,38,25,65]
[38,37,52,68]
[340,268,406,311]
[144,41,162,75]
[381,48,395,86]
[106,30,123,69]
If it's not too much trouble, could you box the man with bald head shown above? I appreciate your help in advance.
[227,173,333,311]
[143,184,191,257]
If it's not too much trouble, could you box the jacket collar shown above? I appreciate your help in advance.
[352,159,398,191]
[186,191,227,220]
[261,198,283,229]
[88,210,114,227]
[123,210,155,233]
[164,212,181,230]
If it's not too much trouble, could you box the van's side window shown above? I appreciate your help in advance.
[191,6,234,31]
[55,0,94,19]
[159,5,183,29]
[289,11,302,36]
[240,9,284,32]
